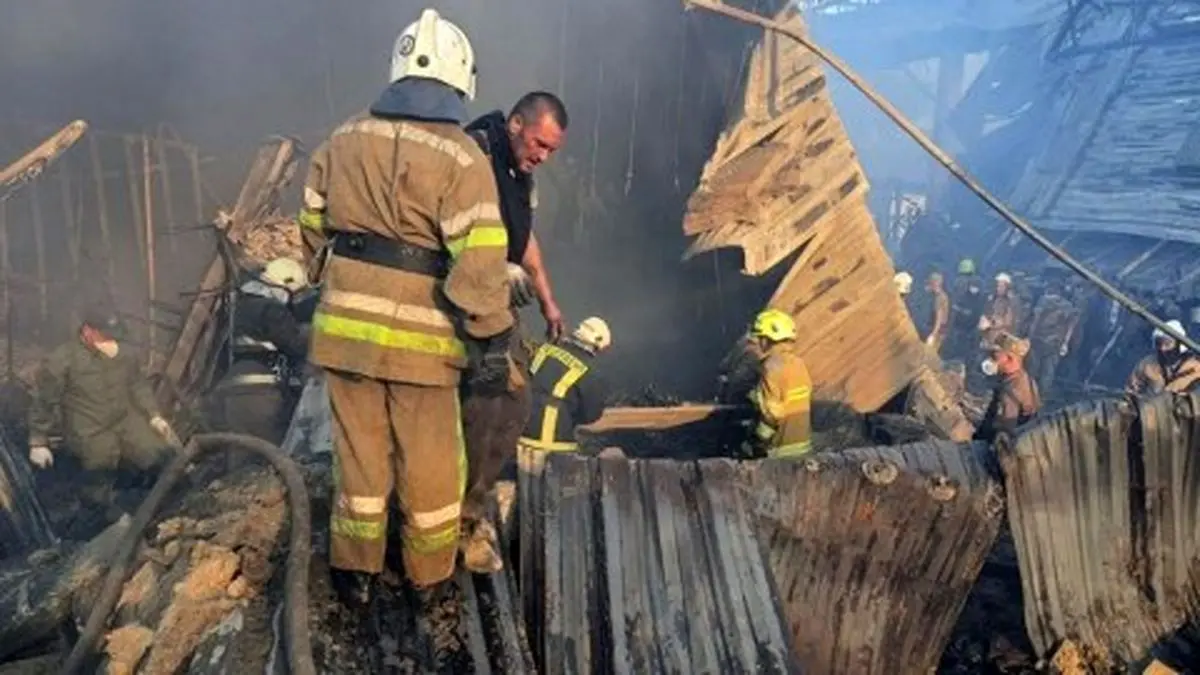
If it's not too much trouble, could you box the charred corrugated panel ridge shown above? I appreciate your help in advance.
[1001,393,1200,661]
[534,454,799,674]
[740,440,1004,673]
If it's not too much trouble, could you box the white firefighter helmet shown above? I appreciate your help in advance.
[893,271,913,295]
[262,258,307,293]
[573,316,612,352]
[389,9,477,100]
[1152,319,1187,346]
[995,272,1013,284]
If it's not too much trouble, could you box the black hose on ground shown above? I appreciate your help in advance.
[682,0,1200,356]
[60,432,315,675]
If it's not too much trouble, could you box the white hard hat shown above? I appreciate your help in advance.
[573,316,611,351]
[262,258,307,293]
[995,272,1013,284]
[893,272,913,295]
[389,9,477,100]
[1152,319,1187,344]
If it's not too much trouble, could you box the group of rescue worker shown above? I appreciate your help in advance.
[17,7,810,626]
[896,256,1200,440]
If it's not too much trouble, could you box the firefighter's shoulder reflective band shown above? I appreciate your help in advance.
[313,312,466,358]
[446,223,508,260]
[331,516,385,540]
[786,385,811,402]
[298,207,324,231]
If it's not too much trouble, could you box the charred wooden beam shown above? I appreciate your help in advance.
[0,516,131,661]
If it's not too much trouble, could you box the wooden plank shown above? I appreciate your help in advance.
[580,404,748,432]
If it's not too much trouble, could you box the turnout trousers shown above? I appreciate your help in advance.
[326,369,466,587]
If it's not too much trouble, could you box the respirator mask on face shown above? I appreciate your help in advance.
[980,358,998,377]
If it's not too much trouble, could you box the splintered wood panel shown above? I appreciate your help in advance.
[767,203,924,410]
[682,6,869,274]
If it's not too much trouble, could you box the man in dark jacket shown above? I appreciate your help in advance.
[458,92,569,573]
[210,257,312,445]
[27,308,176,518]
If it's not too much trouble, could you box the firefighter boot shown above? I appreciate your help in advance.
[460,518,503,574]
[330,569,376,611]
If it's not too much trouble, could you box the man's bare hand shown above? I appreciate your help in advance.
[542,301,565,342]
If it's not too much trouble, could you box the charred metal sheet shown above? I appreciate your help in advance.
[530,454,800,674]
[741,441,1004,673]
[527,447,1002,673]
[1001,393,1200,661]
[0,425,54,557]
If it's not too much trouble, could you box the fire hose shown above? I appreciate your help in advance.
[682,0,1200,356]
[60,432,315,675]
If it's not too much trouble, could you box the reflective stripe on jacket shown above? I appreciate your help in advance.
[749,344,813,458]
[299,114,513,386]
[520,341,606,451]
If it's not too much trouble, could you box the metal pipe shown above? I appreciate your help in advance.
[682,0,1200,354]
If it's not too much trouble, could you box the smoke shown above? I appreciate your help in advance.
[0,0,772,395]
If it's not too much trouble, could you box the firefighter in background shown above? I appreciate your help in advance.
[27,308,177,520]
[950,258,985,358]
[516,317,612,455]
[1026,277,1081,398]
[973,332,1041,444]
[925,271,951,355]
[458,92,569,574]
[745,309,813,458]
[979,272,1020,347]
[210,257,312,445]
[1126,320,1200,395]
[297,9,513,609]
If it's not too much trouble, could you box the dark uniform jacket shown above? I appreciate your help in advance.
[29,340,159,448]
[973,369,1041,443]
[520,340,608,451]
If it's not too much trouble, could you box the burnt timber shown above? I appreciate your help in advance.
[680,6,971,439]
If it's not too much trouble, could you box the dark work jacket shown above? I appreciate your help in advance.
[465,111,534,264]
[232,280,309,364]
[521,340,608,450]
[974,369,1041,443]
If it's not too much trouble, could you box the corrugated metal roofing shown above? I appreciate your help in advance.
[521,442,1003,674]
[1000,393,1200,660]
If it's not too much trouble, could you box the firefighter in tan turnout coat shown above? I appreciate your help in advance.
[298,9,513,608]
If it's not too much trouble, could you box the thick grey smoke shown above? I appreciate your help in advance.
[1,0,769,394]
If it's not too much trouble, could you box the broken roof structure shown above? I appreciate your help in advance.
[681,6,969,437]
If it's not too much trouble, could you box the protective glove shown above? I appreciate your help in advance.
[978,316,993,331]
[150,415,181,446]
[465,329,513,397]
[506,263,535,308]
[1059,343,1069,357]
[29,444,53,469]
